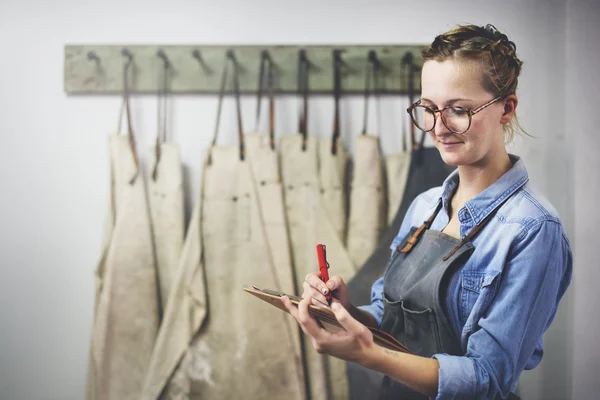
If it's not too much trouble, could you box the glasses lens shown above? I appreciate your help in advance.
[442,107,470,133]
[410,106,435,131]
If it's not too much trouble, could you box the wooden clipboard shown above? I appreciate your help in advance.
[243,286,412,354]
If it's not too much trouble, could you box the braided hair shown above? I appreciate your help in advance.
[422,24,527,143]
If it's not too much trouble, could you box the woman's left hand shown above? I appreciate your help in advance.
[281,295,377,366]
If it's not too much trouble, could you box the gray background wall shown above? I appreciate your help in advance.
[0,0,597,398]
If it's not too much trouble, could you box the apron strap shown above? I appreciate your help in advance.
[152,52,170,181]
[254,51,268,133]
[297,49,309,150]
[400,189,516,257]
[116,51,140,184]
[230,52,245,161]
[399,201,442,253]
[361,50,381,136]
[442,194,514,261]
[253,51,276,150]
[331,49,342,155]
[209,51,245,163]
[267,54,276,150]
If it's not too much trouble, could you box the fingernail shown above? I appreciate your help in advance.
[322,288,328,295]
[327,281,335,289]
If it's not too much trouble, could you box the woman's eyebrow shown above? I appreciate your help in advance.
[421,97,472,106]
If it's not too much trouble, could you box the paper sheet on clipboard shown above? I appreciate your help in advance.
[243,286,412,354]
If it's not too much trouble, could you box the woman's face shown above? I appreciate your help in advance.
[420,59,511,167]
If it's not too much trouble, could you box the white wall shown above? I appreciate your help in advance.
[567,0,600,399]
[0,0,590,399]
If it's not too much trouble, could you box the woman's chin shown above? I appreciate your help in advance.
[437,148,465,167]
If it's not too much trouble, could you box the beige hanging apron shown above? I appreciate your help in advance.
[346,59,386,267]
[346,134,386,266]
[180,54,305,400]
[281,134,329,400]
[86,60,160,400]
[147,64,184,315]
[387,56,419,225]
[318,137,349,244]
[385,149,411,226]
[281,53,327,398]
[141,152,209,400]
[243,54,303,376]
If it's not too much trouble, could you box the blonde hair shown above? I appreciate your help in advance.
[422,24,529,143]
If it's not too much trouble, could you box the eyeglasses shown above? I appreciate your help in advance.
[407,96,504,134]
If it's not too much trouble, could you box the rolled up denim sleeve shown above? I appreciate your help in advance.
[358,277,385,326]
[433,220,572,399]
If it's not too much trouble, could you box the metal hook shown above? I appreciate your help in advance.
[298,49,318,73]
[121,48,133,69]
[157,49,170,69]
[226,49,236,62]
[333,49,357,74]
[226,49,246,73]
[87,51,100,63]
[402,52,414,68]
[192,49,212,73]
[368,50,387,72]
[261,49,272,63]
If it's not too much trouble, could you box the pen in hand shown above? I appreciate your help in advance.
[316,244,332,305]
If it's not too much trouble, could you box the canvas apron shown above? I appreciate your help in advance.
[186,55,305,400]
[318,136,349,244]
[147,66,184,316]
[87,67,159,400]
[346,61,386,267]
[377,196,519,400]
[282,53,361,399]
[140,151,209,400]
[245,54,303,368]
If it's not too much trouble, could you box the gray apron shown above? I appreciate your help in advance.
[377,197,520,400]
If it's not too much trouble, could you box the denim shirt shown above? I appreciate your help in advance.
[359,154,573,399]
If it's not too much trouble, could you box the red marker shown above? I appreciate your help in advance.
[316,244,332,305]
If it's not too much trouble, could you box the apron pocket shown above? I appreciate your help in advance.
[400,301,442,357]
[381,295,442,357]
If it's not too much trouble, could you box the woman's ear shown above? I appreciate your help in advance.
[500,94,518,124]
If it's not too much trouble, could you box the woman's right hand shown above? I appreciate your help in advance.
[302,272,352,310]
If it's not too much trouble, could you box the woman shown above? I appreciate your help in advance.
[281,24,573,399]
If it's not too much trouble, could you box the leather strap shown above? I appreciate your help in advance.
[116,54,140,184]
[399,193,515,260]
[399,201,442,253]
[254,51,276,150]
[332,49,342,155]
[297,49,309,150]
[442,194,514,261]
[210,51,245,163]
[254,51,268,132]
[152,54,170,181]
[267,57,275,150]
[362,50,380,136]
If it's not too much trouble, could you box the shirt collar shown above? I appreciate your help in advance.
[437,154,529,225]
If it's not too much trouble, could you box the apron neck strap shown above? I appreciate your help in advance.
[441,193,513,261]
[210,51,245,163]
[399,201,442,253]
[399,190,515,258]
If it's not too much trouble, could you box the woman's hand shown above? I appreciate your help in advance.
[281,294,377,365]
[302,272,352,309]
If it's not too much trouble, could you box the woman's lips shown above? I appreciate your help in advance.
[439,141,463,149]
